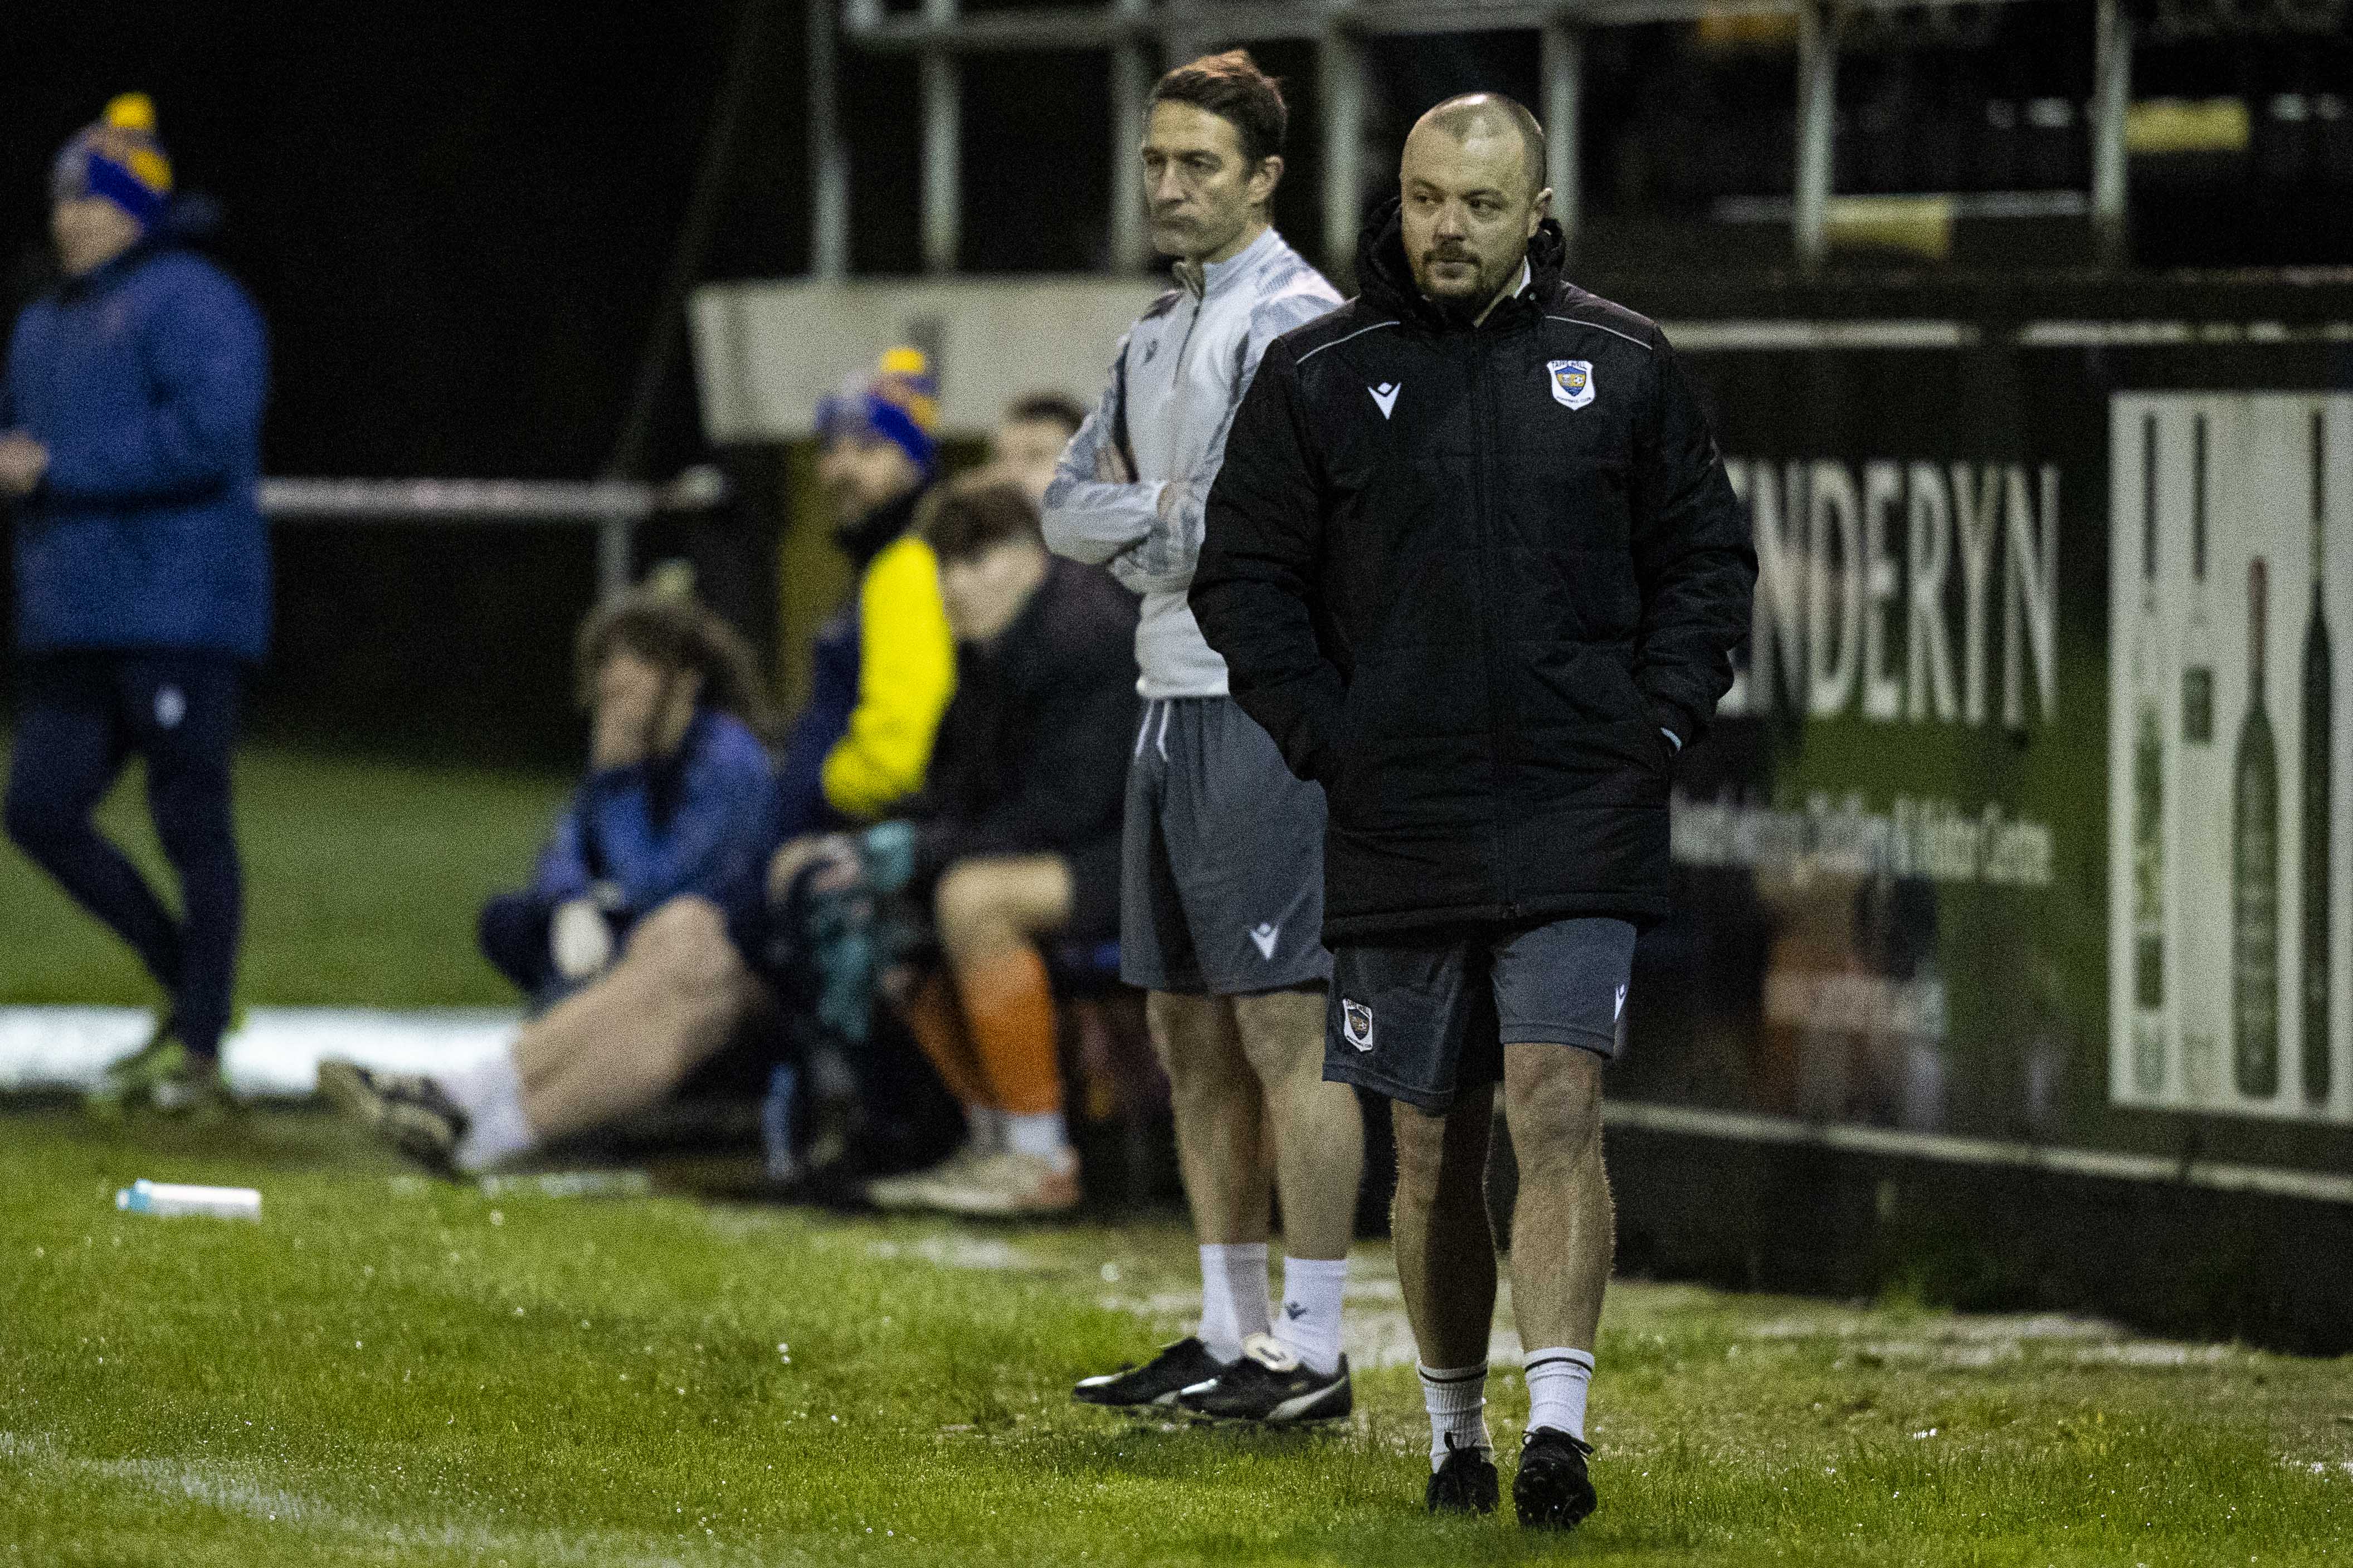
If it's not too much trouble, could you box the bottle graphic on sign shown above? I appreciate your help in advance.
[2234,557,2281,1100]
[2131,414,2167,1096]
[2303,410,2334,1106]
[2178,413,2224,1100]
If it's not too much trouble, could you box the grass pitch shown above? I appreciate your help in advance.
[0,742,567,1008]
[5,1110,2351,1566]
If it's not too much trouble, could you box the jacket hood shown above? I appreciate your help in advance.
[1355,195,1568,331]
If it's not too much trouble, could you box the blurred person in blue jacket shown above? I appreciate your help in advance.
[320,588,791,1175]
[477,588,782,1006]
[1,95,269,1116]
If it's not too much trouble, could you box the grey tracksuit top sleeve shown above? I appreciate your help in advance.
[1042,226,1341,700]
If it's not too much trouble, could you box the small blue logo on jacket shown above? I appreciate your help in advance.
[1548,359,1594,410]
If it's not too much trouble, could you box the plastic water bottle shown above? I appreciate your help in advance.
[114,1179,261,1220]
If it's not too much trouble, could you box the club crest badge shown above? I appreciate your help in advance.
[1548,359,1594,410]
[1341,999,1375,1052]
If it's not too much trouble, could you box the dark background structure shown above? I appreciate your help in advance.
[8,3,2346,487]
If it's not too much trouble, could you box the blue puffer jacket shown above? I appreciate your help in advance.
[532,708,782,943]
[2,235,271,660]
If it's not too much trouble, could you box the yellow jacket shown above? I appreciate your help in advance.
[820,533,954,820]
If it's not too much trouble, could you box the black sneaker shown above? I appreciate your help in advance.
[1072,1336,1230,1410]
[1177,1333,1351,1424]
[318,1059,469,1175]
[1513,1428,1597,1531]
[1426,1432,1499,1514]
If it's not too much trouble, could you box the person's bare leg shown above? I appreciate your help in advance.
[1394,1091,1502,1474]
[1501,1040,1610,1471]
[930,857,1075,1197]
[1232,986,1361,1374]
[1232,988,1359,1260]
[933,855,1073,970]
[515,896,769,1144]
[1499,1043,1611,1352]
[1149,991,1270,1247]
[1150,990,1275,1360]
[1391,1093,1498,1371]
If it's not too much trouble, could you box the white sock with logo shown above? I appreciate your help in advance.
[1196,1243,1270,1364]
[1419,1362,1490,1469]
[1274,1256,1348,1376]
[443,1048,533,1172]
[1523,1347,1595,1443]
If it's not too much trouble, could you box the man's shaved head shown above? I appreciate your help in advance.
[1414,93,1546,203]
[1398,92,1552,310]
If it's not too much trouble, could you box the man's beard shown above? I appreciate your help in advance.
[1417,251,1502,317]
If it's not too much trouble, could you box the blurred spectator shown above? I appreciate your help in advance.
[991,392,1087,508]
[2,95,269,1117]
[476,588,780,1007]
[858,475,1139,1216]
[318,590,786,1175]
[773,349,955,843]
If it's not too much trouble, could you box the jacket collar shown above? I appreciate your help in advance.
[1354,196,1567,334]
[57,235,166,301]
[1172,222,1283,303]
[833,482,925,573]
[52,197,221,302]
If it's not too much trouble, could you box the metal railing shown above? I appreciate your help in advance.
[260,468,728,602]
[813,0,2123,280]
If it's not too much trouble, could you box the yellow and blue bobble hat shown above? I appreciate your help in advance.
[816,346,941,473]
[51,94,174,227]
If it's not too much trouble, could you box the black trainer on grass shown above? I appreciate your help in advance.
[1176,1334,1351,1424]
[1513,1428,1597,1530]
[318,1059,467,1175]
[1426,1433,1499,1514]
[1072,1336,1231,1410]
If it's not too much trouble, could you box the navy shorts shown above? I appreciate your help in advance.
[1325,917,1637,1113]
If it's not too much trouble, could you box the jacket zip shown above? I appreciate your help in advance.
[1464,331,1518,917]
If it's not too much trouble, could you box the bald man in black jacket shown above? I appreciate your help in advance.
[1192,94,1753,1527]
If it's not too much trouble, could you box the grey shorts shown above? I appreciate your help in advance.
[1326,917,1637,1113]
[1121,695,1334,995]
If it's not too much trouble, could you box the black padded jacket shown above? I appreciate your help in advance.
[909,557,1139,925]
[1191,201,1755,940]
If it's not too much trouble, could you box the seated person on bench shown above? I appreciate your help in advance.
[823,474,1137,1217]
[479,589,780,1006]
[319,589,783,1174]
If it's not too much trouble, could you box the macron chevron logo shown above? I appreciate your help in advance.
[1368,382,1401,419]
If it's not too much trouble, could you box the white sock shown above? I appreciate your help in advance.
[1274,1256,1348,1376]
[1004,1110,1069,1161]
[1418,1362,1490,1469]
[442,1049,533,1172]
[1196,1243,1270,1363]
[1523,1347,1595,1443]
